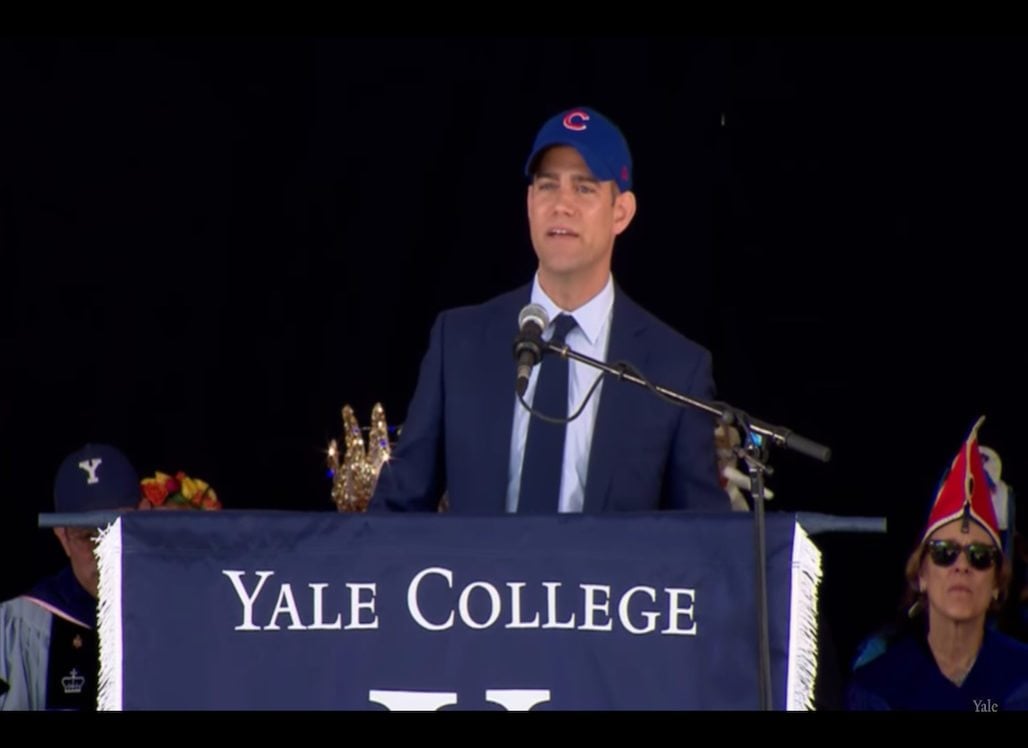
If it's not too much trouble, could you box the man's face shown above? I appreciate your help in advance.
[55,526,101,599]
[527,146,635,293]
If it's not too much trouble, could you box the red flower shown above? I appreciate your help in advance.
[201,493,222,511]
[141,476,170,506]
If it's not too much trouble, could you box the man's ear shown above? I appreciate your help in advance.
[613,190,637,236]
[53,527,72,558]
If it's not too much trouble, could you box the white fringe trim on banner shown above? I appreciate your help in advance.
[786,521,823,711]
[96,518,124,711]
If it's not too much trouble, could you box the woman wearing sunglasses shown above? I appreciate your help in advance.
[847,417,1028,710]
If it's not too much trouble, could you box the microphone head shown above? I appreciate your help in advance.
[518,303,549,332]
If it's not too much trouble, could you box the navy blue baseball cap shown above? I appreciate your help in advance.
[48,443,140,517]
[524,106,633,192]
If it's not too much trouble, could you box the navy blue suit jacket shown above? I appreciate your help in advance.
[370,283,729,514]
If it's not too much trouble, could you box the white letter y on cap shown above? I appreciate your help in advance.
[78,458,103,484]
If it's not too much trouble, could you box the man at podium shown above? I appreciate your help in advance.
[370,106,730,516]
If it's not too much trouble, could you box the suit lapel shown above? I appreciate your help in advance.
[476,286,532,513]
[583,288,649,513]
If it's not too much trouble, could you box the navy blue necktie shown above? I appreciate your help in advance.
[518,314,578,514]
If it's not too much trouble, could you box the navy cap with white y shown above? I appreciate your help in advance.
[51,443,140,515]
[524,107,633,193]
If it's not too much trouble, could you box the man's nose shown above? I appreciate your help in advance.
[552,183,577,213]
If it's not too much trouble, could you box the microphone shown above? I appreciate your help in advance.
[513,303,549,396]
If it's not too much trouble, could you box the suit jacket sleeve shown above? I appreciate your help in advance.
[665,348,731,511]
[368,313,446,512]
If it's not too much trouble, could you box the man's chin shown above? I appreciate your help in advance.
[537,252,588,275]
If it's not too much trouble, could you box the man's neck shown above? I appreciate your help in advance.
[537,270,610,312]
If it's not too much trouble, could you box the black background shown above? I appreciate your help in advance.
[1,37,1023,700]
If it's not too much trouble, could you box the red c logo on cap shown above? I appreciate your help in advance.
[562,110,590,131]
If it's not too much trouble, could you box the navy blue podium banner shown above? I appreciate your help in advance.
[95,511,822,710]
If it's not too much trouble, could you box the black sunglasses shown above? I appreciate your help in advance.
[925,539,1000,571]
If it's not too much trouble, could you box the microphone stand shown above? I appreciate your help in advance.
[733,413,774,712]
[538,339,831,711]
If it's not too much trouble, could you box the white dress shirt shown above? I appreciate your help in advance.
[506,274,614,513]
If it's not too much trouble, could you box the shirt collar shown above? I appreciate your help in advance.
[530,274,614,347]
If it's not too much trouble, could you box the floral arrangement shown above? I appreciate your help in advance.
[140,471,222,511]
